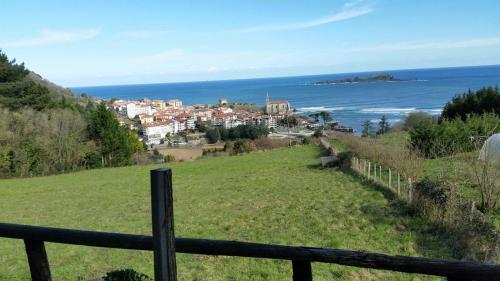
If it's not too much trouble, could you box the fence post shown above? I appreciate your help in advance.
[388,169,392,189]
[292,260,312,281]
[151,168,177,281]
[379,165,382,182]
[24,239,52,281]
[408,178,412,203]
[397,173,401,195]
[470,201,475,222]
[368,162,371,179]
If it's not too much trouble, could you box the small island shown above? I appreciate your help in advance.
[311,73,400,85]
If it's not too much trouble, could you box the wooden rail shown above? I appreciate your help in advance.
[1,168,499,280]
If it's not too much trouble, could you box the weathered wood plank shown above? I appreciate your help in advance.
[24,239,52,281]
[2,222,499,280]
[292,260,312,281]
[151,168,177,281]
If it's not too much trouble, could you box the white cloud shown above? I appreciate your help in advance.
[350,37,500,52]
[233,3,372,33]
[1,29,100,48]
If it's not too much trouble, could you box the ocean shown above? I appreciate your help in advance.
[72,65,500,132]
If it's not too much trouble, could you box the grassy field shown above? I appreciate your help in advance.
[0,145,452,281]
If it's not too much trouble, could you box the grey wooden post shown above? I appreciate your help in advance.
[151,168,177,281]
[292,260,312,281]
[24,239,52,281]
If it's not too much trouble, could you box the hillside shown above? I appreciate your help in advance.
[0,145,451,280]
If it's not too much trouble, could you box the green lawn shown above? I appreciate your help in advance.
[0,145,451,281]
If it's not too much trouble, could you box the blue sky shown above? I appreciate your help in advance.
[1,0,500,87]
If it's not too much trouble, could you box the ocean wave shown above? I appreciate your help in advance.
[361,107,443,116]
[296,106,356,112]
[360,107,417,114]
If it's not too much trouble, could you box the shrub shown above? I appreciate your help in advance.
[335,151,353,170]
[102,269,151,281]
[409,113,500,158]
[231,139,256,155]
[403,111,434,130]
[164,154,176,162]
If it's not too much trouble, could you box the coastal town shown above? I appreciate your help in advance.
[110,95,340,149]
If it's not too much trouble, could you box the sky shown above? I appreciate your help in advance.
[1,0,500,87]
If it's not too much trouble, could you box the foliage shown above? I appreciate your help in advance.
[231,139,256,155]
[89,103,134,167]
[0,107,95,177]
[403,111,434,130]
[206,125,269,143]
[377,115,390,135]
[308,112,320,123]
[409,113,500,158]
[195,122,208,132]
[319,111,333,123]
[206,127,221,143]
[361,120,373,137]
[102,269,151,281]
[279,115,299,126]
[442,86,500,120]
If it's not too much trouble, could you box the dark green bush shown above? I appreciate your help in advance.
[409,113,500,158]
[102,269,151,281]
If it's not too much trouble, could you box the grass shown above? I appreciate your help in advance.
[0,145,452,281]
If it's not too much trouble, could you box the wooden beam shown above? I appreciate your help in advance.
[292,260,312,281]
[24,239,52,281]
[1,223,500,280]
[151,168,177,281]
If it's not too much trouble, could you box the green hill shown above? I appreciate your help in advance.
[0,146,450,280]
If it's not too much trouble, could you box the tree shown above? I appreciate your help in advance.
[309,112,320,123]
[319,111,333,124]
[89,102,133,167]
[206,128,220,144]
[377,115,390,135]
[442,86,500,120]
[195,122,208,132]
[361,120,373,137]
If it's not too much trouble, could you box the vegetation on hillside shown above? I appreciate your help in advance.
[0,50,142,178]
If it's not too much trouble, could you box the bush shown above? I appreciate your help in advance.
[403,111,434,130]
[102,269,151,281]
[336,151,353,170]
[409,113,500,158]
[231,139,256,155]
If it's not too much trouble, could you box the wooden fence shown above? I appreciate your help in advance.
[1,168,499,281]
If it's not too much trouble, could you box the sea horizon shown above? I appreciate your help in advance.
[70,63,500,89]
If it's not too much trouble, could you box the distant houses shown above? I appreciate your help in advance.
[111,94,294,146]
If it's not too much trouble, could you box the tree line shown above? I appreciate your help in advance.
[206,125,269,144]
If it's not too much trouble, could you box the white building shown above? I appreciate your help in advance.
[126,103,155,119]
[249,115,277,129]
[142,121,179,145]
